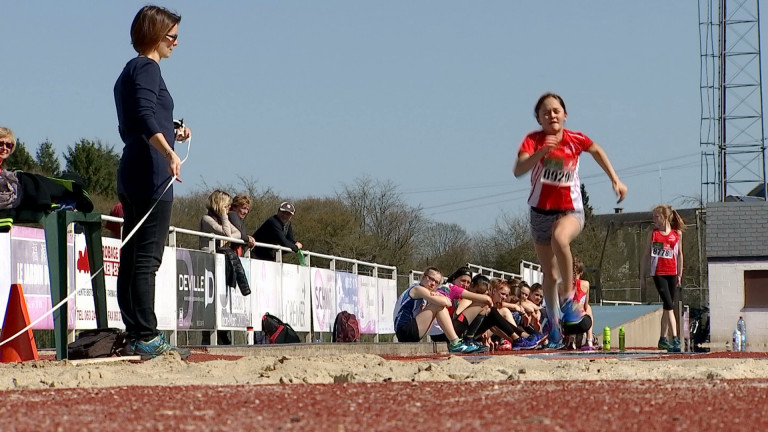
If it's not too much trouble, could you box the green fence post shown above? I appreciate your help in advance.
[41,212,69,360]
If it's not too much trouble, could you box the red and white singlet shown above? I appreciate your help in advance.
[518,129,594,211]
[572,279,588,306]
[649,229,680,276]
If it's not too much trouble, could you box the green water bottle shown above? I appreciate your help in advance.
[603,327,611,350]
[619,326,625,352]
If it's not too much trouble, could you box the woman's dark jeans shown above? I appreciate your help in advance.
[117,194,172,341]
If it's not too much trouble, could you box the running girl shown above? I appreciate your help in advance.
[514,92,627,347]
[639,205,684,353]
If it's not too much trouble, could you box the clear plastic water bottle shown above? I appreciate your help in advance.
[732,328,741,352]
[737,316,746,352]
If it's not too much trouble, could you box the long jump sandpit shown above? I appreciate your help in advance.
[1,344,766,431]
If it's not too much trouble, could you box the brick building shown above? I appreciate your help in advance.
[706,201,768,344]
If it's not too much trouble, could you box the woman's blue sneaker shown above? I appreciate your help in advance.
[668,337,682,353]
[133,333,190,360]
[658,337,672,350]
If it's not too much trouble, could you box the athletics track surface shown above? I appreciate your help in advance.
[1,350,767,431]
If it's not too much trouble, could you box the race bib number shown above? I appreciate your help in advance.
[541,158,575,186]
[651,242,674,258]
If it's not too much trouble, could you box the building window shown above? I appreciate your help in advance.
[744,270,768,308]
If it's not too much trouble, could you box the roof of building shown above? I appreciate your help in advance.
[592,208,699,227]
[706,201,768,258]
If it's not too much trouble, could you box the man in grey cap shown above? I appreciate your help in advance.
[251,201,303,261]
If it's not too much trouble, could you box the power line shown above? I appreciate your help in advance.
[404,151,701,196]
[420,154,701,216]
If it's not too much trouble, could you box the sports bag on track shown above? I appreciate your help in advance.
[67,328,128,359]
[261,313,301,344]
[332,311,360,342]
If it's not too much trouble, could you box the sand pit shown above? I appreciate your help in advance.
[2,351,768,390]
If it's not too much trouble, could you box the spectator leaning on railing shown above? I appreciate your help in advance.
[198,189,250,297]
[198,190,239,252]
[251,201,303,262]
[228,194,256,256]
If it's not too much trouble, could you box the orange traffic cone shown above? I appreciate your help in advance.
[0,284,39,362]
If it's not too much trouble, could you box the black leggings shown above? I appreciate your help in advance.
[117,194,172,341]
[653,275,679,310]
[453,308,521,339]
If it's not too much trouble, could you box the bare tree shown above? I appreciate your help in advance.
[471,210,536,274]
[291,197,364,259]
[416,222,471,271]
[339,177,424,268]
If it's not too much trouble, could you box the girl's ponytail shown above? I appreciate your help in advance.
[652,204,686,232]
[670,209,686,232]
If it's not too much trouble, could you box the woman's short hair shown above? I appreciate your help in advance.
[231,194,252,209]
[130,5,181,54]
[207,190,232,215]
[0,127,16,156]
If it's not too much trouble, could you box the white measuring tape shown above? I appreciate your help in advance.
[0,135,192,350]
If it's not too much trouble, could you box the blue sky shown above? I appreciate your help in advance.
[4,2,764,233]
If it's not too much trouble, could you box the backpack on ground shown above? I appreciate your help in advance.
[332,311,361,342]
[261,313,301,344]
[67,328,128,360]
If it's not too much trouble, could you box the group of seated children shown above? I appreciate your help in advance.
[393,266,550,353]
[394,260,597,352]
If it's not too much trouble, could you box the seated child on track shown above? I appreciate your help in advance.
[394,267,479,354]
[429,266,473,343]
[454,276,544,351]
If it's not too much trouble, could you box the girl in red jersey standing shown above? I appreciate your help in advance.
[514,93,627,348]
[640,205,685,352]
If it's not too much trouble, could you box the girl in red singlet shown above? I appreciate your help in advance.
[640,205,685,353]
[514,92,627,347]
[566,258,594,350]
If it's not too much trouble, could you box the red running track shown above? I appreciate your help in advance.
[1,378,766,431]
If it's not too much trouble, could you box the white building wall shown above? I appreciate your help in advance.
[709,261,768,345]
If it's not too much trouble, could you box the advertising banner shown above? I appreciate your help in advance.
[251,259,281,331]
[357,275,378,334]
[377,278,397,334]
[176,249,215,330]
[310,267,336,333]
[281,264,310,332]
[156,247,177,331]
[335,271,359,318]
[9,227,73,329]
[217,254,252,329]
[72,235,124,329]
[0,233,12,322]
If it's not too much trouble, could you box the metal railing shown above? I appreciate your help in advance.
[466,262,522,280]
[100,213,398,343]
